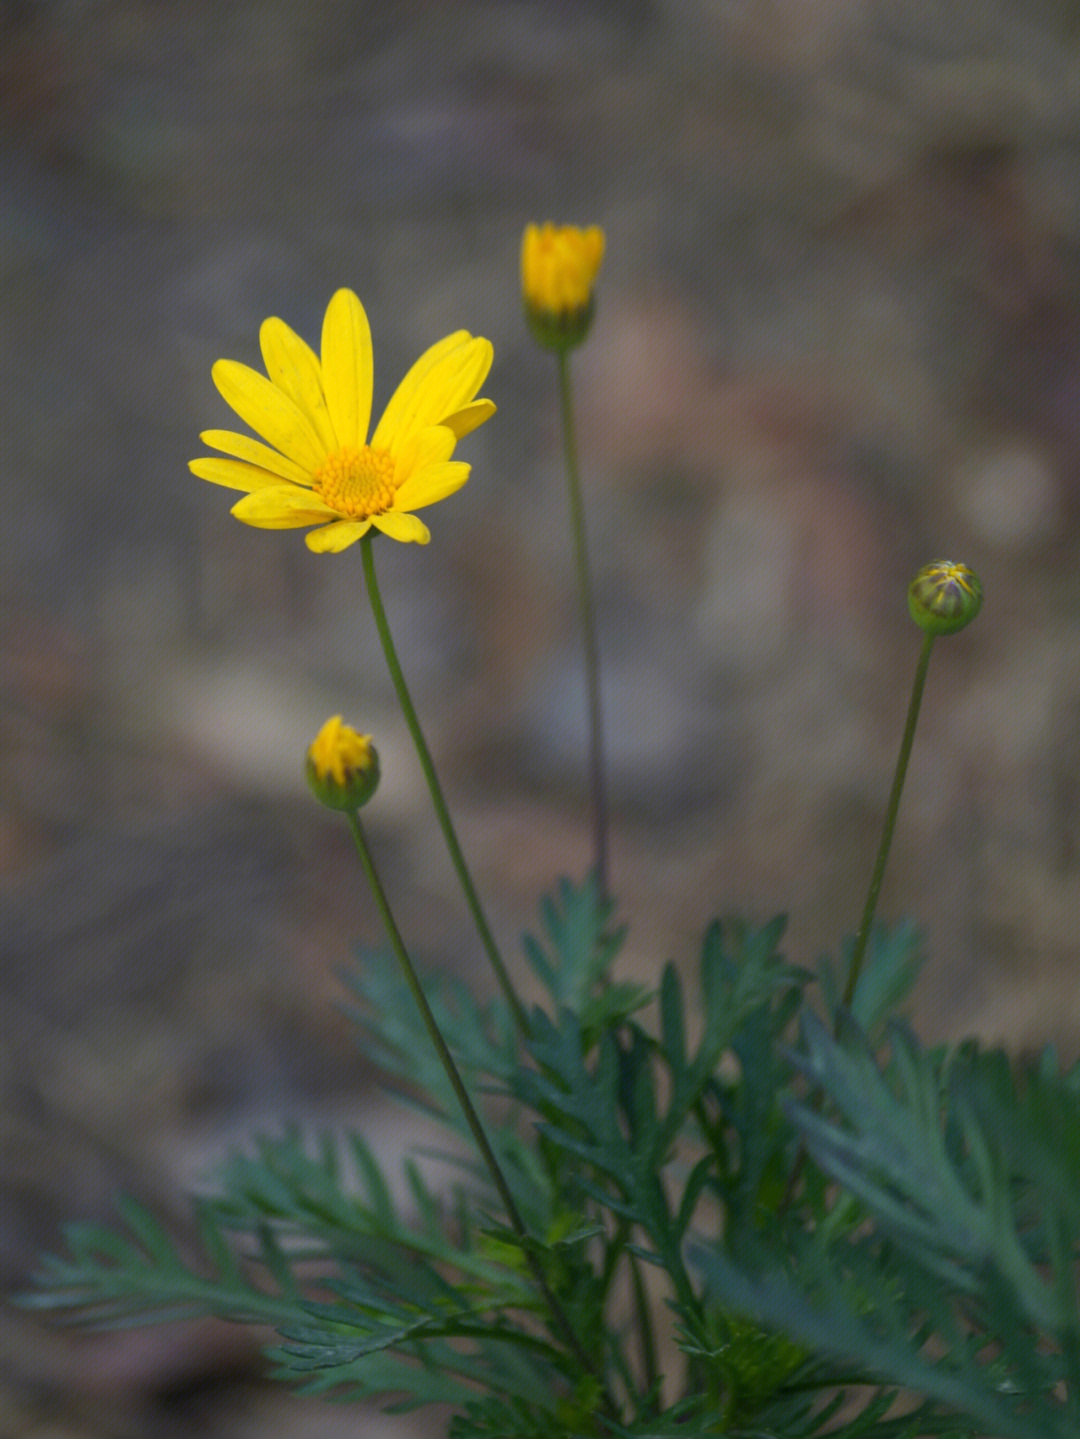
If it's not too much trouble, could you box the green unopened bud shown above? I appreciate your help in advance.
[521,222,605,352]
[907,560,983,636]
[306,716,380,811]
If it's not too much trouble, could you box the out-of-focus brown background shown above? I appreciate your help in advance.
[4,1,1080,1434]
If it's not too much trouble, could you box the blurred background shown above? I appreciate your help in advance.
[5,0,1080,1433]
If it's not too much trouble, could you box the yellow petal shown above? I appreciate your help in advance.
[200,429,311,485]
[440,398,496,440]
[394,461,469,512]
[377,336,494,455]
[189,457,285,492]
[212,359,325,473]
[372,510,431,544]
[305,518,374,552]
[425,336,493,417]
[392,424,456,485]
[259,317,337,452]
[231,485,336,528]
[321,289,373,451]
[371,331,470,449]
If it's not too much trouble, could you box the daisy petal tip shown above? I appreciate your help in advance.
[304,518,374,553]
[372,510,432,544]
[329,286,363,309]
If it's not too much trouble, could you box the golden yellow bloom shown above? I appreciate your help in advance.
[306,716,380,810]
[521,223,605,350]
[190,290,495,551]
[522,223,605,314]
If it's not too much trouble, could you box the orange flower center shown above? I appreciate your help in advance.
[312,446,396,519]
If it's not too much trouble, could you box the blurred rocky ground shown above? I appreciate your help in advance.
[5,0,1080,1433]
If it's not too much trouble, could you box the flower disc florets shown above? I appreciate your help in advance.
[306,716,380,811]
[312,446,396,519]
[908,560,983,636]
[190,289,495,551]
[522,223,605,351]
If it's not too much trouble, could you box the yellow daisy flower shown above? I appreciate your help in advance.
[190,289,495,551]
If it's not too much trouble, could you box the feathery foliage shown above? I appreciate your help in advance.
[27,879,1080,1437]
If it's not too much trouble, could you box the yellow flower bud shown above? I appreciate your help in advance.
[907,560,983,636]
[521,222,605,351]
[306,716,380,811]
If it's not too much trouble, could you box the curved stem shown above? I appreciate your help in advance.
[842,631,936,1012]
[557,348,609,898]
[360,534,529,1037]
[345,811,613,1410]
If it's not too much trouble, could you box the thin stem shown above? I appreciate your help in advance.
[842,631,936,1012]
[557,347,609,897]
[627,1250,659,1406]
[783,630,937,1217]
[344,811,613,1410]
[360,534,529,1037]
[598,1217,658,1411]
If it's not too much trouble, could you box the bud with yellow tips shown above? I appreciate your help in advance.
[907,560,983,637]
[521,223,605,352]
[306,716,380,811]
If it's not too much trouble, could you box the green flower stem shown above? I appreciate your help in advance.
[783,631,937,1215]
[628,1250,659,1404]
[842,631,936,1011]
[557,347,610,898]
[599,1218,658,1410]
[360,533,529,1038]
[344,809,612,1409]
